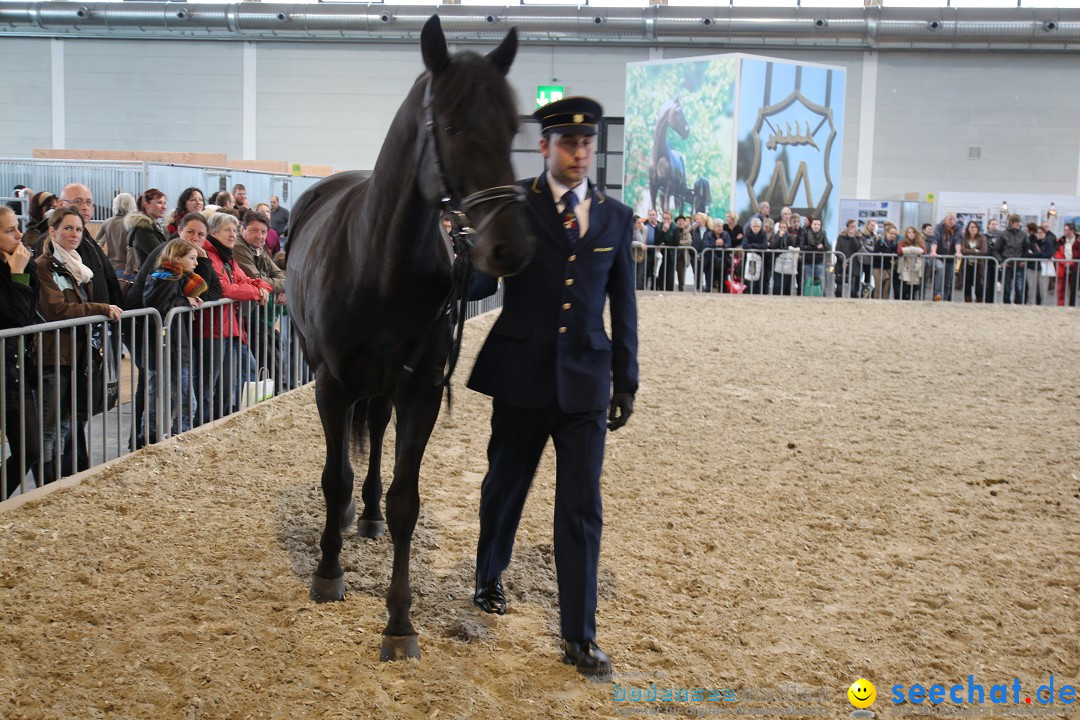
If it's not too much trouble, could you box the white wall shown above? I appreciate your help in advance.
[63,40,244,156]
[872,52,1080,198]
[2,36,1079,202]
[0,39,53,156]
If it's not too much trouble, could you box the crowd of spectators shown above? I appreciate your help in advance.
[4,181,1080,494]
[1,181,294,494]
[629,202,1080,306]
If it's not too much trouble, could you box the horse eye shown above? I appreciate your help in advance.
[444,124,459,136]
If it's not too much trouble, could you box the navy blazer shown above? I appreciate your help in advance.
[468,173,639,413]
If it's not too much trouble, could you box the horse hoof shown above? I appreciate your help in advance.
[380,634,420,662]
[340,500,357,529]
[357,518,385,538]
[309,574,346,603]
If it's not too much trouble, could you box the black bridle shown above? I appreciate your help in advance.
[403,75,525,395]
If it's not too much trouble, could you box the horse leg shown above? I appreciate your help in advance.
[379,381,442,661]
[310,372,356,603]
[358,396,392,538]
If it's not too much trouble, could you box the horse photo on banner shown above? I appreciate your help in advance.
[624,56,737,219]
[625,54,844,237]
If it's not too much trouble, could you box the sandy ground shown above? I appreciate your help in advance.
[0,294,1077,720]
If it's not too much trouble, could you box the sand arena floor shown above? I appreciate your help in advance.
[0,294,1076,720]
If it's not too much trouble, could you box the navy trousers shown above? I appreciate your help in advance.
[475,399,607,642]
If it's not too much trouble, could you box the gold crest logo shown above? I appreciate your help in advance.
[573,114,584,123]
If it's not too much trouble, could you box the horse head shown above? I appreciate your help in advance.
[417,15,534,278]
[666,95,690,141]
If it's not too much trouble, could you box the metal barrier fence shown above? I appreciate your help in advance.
[0,159,325,224]
[1001,257,1080,307]
[697,248,847,298]
[629,244,1080,308]
[1,284,505,502]
[1,192,30,226]
[841,251,1001,302]
[0,309,159,500]
[836,254,1080,306]
[0,160,145,222]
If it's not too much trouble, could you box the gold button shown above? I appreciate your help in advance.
[565,278,574,286]
[569,255,577,262]
[562,303,571,310]
[559,326,567,333]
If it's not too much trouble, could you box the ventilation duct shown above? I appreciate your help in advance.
[0,3,1078,51]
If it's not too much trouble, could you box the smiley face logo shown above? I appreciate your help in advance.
[848,678,876,709]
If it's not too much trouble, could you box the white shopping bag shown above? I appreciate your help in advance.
[241,368,275,408]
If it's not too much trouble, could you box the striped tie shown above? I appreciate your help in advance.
[561,190,579,248]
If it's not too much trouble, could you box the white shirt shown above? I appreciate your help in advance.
[548,175,591,239]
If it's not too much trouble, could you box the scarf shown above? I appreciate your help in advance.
[152,260,208,298]
[50,238,94,285]
[208,235,234,266]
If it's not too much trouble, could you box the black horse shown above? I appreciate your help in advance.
[285,15,534,661]
[648,96,691,213]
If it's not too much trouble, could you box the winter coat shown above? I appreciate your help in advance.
[959,233,989,257]
[770,229,799,250]
[1053,236,1080,271]
[929,221,962,256]
[202,237,272,342]
[34,246,112,367]
[741,227,769,250]
[125,241,222,312]
[801,229,830,261]
[897,244,926,284]
[96,212,132,273]
[835,234,862,264]
[0,260,39,331]
[232,240,286,294]
[655,223,680,248]
[125,212,168,271]
[75,229,124,307]
[995,226,1027,260]
[1023,236,1055,262]
[22,217,49,254]
[0,259,41,379]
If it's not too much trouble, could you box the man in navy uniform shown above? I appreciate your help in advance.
[467,96,639,676]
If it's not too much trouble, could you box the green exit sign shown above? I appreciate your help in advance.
[536,85,565,108]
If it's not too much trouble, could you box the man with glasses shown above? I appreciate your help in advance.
[60,184,123,308]
[467,96,638,677]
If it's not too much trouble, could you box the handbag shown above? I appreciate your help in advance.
[76,323,119,420]
[803,277,823,297]
[744,252,763,282]
[241,367,275,409]
[1041,261,1056,278]
[775,247,799,276]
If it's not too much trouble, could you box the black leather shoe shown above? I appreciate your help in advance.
[562,639,612,677]
[473,575,506,615]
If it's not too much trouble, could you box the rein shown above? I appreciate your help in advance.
[402,75,525,397]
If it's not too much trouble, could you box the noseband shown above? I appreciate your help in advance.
[417,75,525,252]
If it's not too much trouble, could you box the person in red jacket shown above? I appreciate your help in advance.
[197,211,271,424]
[1054,222,1080,306]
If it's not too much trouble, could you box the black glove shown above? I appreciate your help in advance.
[607,392,634,431]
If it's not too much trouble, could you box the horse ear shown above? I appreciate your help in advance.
[486,27,518,76]
[421,15,450,75]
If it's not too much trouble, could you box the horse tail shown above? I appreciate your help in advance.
[350,400,370,459]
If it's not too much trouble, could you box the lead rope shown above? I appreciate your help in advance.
[401,74,524,408]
